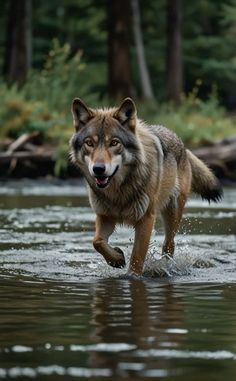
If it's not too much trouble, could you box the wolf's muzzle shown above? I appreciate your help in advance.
[93,165,119,189]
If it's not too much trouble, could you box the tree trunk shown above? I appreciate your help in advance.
[131,0,154,100]
[166,0,183,105]
[3,0,32,85]
[107,0,133,100]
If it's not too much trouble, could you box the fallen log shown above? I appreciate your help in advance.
[192,136,236,181]
[0,149,55,163]
[192,138,236,164]
[7,132,40,153]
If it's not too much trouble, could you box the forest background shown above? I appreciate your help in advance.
[0,0,236,178]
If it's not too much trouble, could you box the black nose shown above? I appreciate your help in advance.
[93,163,106,176]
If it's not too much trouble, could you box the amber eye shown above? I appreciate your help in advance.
[110,139,120,147]
[85,139,93,147]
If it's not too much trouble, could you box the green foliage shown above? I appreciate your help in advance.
[138,85,236,146]
[0,40,102,174]
[1,0,236,104]
[32,0,107,67]
[1,39,235,176]
[221,0,236,31]
[138,0,236,104]
[1,0,236,176]
[23,39,99,109]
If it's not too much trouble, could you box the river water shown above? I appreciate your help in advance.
[0,180,236,380]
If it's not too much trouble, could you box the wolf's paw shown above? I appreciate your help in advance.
[108,247,126,268]
[193,258,215,268]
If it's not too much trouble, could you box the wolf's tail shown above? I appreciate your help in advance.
[186,149,223,202]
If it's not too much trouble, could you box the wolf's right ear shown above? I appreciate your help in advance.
[71,98,93,131]
[114,98,137,132]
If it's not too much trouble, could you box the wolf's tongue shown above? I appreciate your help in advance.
[96,177,108,185]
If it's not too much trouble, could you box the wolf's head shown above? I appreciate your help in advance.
[70,98,140,189]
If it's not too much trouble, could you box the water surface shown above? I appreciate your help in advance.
[0,180,236,380]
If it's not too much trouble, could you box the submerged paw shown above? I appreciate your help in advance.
[193,258,215,268]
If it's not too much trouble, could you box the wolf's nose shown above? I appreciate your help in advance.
[93,163,106,176]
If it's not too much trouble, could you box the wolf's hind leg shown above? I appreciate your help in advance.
[161,193,187,257]
[93,214,125,268]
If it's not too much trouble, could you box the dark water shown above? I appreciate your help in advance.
[0,180,236,380]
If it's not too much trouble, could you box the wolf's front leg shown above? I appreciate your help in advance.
[129,209,155,276]
[93,214,126,268]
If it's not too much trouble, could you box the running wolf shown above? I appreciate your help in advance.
[70,98,222,275]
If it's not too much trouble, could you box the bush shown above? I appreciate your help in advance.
[0,42,235,176]
[138,85,236,146]
[0,39,102,174]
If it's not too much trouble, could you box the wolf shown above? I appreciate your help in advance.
[70,97,222,276]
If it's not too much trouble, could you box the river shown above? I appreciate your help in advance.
[0,180,235,380]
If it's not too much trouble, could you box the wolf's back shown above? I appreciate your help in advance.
[186,149,222,202]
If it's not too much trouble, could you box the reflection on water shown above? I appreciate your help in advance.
[1,279,236,380]
[0,180,236,380]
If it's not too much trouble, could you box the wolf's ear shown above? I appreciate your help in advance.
[114,98,137,131]
[71,98,93,131]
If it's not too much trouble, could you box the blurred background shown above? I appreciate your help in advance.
[0,0,236,179]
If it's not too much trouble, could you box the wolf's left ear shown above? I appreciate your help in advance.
[71,98,93,131]
[114,98,137,131]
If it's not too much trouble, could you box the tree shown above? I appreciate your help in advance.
[3,0,32,85]
[166,0,183,104]
[107,0,133,100]
[131,0,154,100]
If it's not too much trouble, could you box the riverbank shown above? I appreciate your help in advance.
[0,134,236,182]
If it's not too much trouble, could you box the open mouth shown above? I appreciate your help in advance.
[95,166,119,189]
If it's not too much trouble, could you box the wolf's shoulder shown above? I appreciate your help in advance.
[147,124,182,143]
[146,123,185,162]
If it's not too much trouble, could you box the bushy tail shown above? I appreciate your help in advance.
[186,149,223,202]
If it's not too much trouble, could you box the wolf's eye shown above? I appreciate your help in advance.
[85,139,93,147]
[110,139,120,147]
